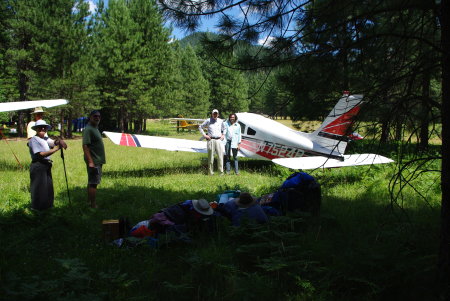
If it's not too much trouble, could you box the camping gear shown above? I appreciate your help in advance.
[266,172,321,216]
[102,219,120,242]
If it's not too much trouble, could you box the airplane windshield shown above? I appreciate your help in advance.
[238,121,246,134]
[247,127,256,135]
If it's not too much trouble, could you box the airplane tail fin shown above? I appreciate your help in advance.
[310,93,364,155]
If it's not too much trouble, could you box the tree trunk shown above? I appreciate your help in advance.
[380,119,390,143]
[60,110,65,138]
[419,70,430,150]
[17,72,28,137]
[120,106,125,132]
[439,0,450,296]
[67,112,73,138]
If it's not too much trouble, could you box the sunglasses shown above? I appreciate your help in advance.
[37,126,47,131]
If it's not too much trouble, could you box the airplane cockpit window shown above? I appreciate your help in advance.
[238,121,246,134]
[247,127,256,135]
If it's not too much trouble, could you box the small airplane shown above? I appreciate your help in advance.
[170,115,204,131]
[0,99,69,112]
[104,93,394,170]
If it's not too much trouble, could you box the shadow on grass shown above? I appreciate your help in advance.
[103,158,281,178]
[0,183,442,300]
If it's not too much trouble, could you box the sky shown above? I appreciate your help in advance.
[89,0,218,40]
[89,0,273,44]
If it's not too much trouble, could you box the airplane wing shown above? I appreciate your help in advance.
[103,131,208,153]
[170,118,204,122]
[272,154,394,170]
[0,99,69,112]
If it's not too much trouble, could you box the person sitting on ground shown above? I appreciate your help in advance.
[218,192,269,226]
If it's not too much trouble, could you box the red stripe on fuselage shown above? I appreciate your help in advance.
[240,139,305,160]
[120,133,137,147]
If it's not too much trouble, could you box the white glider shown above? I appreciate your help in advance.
[0,99,69,112]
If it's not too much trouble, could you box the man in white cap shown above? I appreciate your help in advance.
[27,107,46,139]
[199,109,226,175]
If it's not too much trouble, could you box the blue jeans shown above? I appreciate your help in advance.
[225,140,239,174]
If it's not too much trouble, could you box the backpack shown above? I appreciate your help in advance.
[272,172,321,216]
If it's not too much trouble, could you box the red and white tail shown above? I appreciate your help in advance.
[311,93,364,155]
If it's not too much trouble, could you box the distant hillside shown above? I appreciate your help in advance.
[178,32,218,48]
[179,32,269,60]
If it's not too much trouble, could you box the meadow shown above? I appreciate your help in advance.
[0,121,442,300]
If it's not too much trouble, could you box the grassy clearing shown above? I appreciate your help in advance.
[0,122,442,300]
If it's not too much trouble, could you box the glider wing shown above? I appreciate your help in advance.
[0,99,69,112]
[103,131,208,153]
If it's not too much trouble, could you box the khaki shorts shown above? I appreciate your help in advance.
[87,165,102,185]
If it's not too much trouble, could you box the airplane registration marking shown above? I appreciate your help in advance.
[241,139,305,159]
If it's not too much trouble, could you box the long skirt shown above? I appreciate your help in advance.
[30,161,54,210]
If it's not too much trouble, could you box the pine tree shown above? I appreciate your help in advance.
[179,45,210,117]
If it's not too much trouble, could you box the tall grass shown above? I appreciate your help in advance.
[0,126,442,300]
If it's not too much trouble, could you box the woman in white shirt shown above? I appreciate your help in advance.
[224,113,242,175]
[28,120,67,210]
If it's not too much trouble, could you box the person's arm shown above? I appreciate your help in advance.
[26,122,35,139]
[220,120,225,140]
[55,138,68,149]
[83,144,95,168]
[199,119,210,140]
[38,145,60,157]
[237,124,242,150]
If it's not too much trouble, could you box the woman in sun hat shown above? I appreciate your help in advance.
[220,192,269,226]
[28,120,67,210]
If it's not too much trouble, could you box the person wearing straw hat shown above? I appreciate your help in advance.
[148,199,214,235]
[28,120,67,210]
[220,192,268,226]
[27,107,46,139]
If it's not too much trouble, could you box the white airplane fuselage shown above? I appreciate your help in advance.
[236,113,341,161]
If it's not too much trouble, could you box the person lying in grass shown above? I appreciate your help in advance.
[216,192,269,226]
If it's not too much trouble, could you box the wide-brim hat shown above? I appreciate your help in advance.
[31,119,51,131]
[234,192,256,208]
[192,199,214,215]
[31,107,45,114]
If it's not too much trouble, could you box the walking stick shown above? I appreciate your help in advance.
[60,147,72,207]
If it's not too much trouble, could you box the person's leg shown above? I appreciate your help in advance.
[232,148,239,174]
[207,140,214,175]
[46,165,54,209]
[225,141,231,174]
[86,165,101,208]
[215,140,224,174]
[88,184,98,208]
[30,162,44,210]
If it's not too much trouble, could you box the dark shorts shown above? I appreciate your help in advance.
[87,165,102,185]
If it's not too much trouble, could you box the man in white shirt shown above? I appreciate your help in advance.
[199,109,226,175]
[27,107,46,139]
